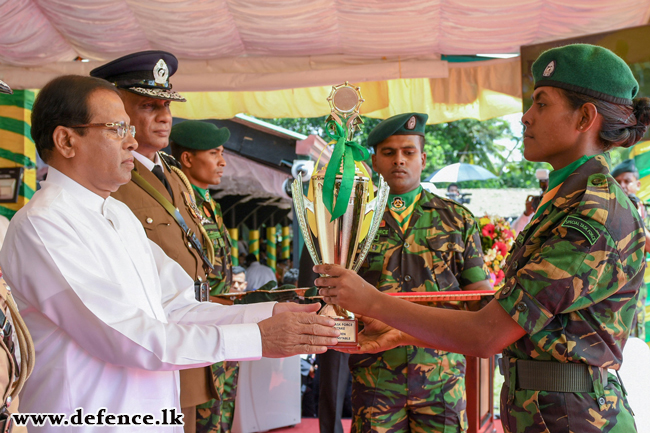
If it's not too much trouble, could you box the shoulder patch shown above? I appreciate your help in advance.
[562,215,599,245]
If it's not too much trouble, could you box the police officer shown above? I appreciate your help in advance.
[317,44,649,432]
[90,53,215,433]
[170,120,237,433]
[334,112,492,432]
[612,159,649,340]
[0,79,35,433]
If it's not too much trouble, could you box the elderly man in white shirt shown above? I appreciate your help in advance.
[0,75,338,432]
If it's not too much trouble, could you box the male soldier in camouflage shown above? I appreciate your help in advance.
[611,159,649,340]
[345,112,491,432]
[170,120,237,433]
[316,44,648,432]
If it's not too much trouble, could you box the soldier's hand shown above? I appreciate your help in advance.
[336,315,404,354]
[313,264,379,316]
[258,312,339,358]
[272,302,320,315]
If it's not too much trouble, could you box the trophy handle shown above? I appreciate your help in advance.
[352,175,390,273]
[292,177,322,266]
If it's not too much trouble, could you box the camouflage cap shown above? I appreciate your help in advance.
[611,159,639,179]
[367,112,428,148]
[170,120,230,151]
[0,79,12,95]
[532,44,638,105]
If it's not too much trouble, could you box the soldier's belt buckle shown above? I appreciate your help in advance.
[194,281,210,302]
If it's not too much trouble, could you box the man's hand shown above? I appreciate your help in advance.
[336,315,405,354]
[313,264,380,316]
[258,311,339,358]
[272,302,320,315]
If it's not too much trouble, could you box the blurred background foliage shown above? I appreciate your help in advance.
[264,115,630,189]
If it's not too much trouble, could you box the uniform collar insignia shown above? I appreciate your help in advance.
[391,196,405,211]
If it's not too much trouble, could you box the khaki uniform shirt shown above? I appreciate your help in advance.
[111,158,215,408]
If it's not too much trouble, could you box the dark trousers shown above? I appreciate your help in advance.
[318,350,350,433]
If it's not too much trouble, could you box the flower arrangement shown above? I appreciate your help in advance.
[478,215,515,288]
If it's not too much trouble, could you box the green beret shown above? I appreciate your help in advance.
[367,113,428,148]
[170,120,230,151]
[611,159,639,179]
[532,44,638,105]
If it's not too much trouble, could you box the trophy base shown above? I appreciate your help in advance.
[333,318,358,347]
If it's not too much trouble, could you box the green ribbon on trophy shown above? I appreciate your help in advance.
[323,119,370,221]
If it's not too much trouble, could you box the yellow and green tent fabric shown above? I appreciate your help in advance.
[0,90,37,220]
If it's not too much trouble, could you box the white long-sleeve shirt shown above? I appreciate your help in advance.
[0,167,275,431]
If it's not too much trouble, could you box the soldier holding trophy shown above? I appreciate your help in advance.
[293,84,490,432]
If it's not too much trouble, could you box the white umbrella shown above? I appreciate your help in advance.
[420,182,439,193]
[425,163,497,183]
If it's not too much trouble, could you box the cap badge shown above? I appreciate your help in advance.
[542,60,556,78]
[153,59,169,85]
[391,196,405,211]
[406,116,417,130]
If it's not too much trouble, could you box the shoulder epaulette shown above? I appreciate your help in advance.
[159,151,181,169]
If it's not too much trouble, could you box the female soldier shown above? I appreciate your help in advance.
[315,44,650,432]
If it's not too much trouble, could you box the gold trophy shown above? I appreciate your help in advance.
[292,83,390,346]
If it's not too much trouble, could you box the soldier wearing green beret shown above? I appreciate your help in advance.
[352,112,491,432]
[170,120,238,433]
[316,44,650,432]
[612,159,649,340]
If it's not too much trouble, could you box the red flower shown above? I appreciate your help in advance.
[494,269,505,286]
[493,241,508,257]
[503,229,514,239]
[481,224,495,239]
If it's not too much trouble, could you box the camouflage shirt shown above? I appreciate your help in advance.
[193,188,239,433]
[495,155,644,432]
[350,190,488,432]
[193,187,233,296]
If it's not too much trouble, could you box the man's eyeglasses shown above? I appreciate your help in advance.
[69,122,136,139]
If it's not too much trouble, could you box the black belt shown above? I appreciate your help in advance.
[500,357,607,393]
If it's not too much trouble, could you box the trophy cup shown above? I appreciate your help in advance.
[292,82,390,346]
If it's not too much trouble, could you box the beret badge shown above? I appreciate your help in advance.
[406,116,417,130]
[543,60,556,78]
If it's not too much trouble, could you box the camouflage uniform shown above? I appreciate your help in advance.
[352,189,488,433]
[193,188,239,433]
[495,155,643,432]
